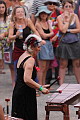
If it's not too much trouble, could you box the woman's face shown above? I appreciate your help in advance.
[39,12,48,20]
[33,46,41,56]
[15,7,25,19]
[0,4,6,15]
[63,2,73,13]
[47,2,56,11]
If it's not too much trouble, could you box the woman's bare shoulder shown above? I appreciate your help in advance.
[35,21,41,28]
[24,57,35,68]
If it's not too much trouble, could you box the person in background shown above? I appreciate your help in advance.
[56,0,80,85]
[11,34,49,120]
[44,0,61,84]
[0,0,15,87]
[74,0,80,18]
[7,0,24,15]
[35,6,54,85]
[31,0,45,24]
[8,5,40,86]
[0,0,7,74]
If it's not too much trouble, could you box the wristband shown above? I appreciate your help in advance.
[39,86,43,91]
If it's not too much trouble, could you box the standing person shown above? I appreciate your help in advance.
[56,0,80,85]
[8,6,40,85]
[31,0,45,24]
[0,0,15,87]
[44,0,61,84]
[0,0,8,74]
[11,34,49,120]
[35,6,54,85]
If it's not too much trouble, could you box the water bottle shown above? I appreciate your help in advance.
[18,25,23,39]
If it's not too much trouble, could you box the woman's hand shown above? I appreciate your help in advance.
[7,38,11,43]
[43,84,50,88]
[50,35,57,42]
[41,87,49,94]
[63,11,71,22]
[41,40,46,45]
[16,30,22,37]
[0,35,3,40]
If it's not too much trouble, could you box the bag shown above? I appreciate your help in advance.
[4,51,11,63]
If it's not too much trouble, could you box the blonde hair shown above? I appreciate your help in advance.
[11,5,26,22]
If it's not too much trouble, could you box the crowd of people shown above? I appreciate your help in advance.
[0,0,80,120]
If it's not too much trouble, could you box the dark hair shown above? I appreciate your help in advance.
[38,12,49,21]
[0,0,7,22]
[62,0,74,7]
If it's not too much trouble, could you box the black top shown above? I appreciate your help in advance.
[42,28,50,40]
[14,26,31,50]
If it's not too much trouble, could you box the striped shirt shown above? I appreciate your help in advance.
[31,0,46,14]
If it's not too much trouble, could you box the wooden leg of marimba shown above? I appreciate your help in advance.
[63,104,70,120]
[45,106,50,120]
[45,111,50,120]
[76,108,80,119]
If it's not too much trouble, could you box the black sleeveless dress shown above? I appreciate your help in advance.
[12,56,37,120]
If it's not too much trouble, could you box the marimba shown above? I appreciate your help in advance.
[45,83,80,120]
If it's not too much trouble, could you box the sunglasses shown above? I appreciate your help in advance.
[65,5,72,8]
[47,2,57,6]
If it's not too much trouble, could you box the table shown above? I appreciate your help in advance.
[45,83,80,120]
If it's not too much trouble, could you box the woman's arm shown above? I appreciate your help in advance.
[57,15,70,33]
[23,57,49,94]
[27,18,40,36]
[35,22,53,39]
[0,32,8,40]
[8,22,21,40]
[69,14,80,33]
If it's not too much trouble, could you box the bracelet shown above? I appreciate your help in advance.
[56,33,59,37]
[39,86,43,91]
[67,29,71,32]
